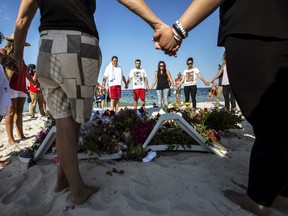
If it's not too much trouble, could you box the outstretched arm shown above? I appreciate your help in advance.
[153,0,225,55]
[118,0,169,51]
[149,72,158,90]
[13,0,38,72]
[118,0,166,32]
[197,72,207,85]
[209,61,225,84]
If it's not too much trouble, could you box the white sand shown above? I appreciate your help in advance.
[0,102,287,216]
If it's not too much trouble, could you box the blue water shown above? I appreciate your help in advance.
[24,87,223,112]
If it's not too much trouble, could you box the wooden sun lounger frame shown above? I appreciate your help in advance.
[32,112,227,162]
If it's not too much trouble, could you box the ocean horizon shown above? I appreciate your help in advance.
[24,87,223,112]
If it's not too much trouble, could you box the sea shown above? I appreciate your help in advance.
[23,87,223,112]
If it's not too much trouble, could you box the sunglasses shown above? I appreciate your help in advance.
[187,62,193,65]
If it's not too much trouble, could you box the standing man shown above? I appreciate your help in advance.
[12,0,102,205]
[102,56,127,112]
[28,64,46,118]
[8,0,208,206]
[126,59,149,109]
[174,72,182,106]
[215,64,223,108]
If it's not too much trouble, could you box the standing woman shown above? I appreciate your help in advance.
[149,61,174,108]
[177,57,207,110]
[2,35,36,144]
[209,52,236,112]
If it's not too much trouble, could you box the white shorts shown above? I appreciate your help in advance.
[10,89,28,99]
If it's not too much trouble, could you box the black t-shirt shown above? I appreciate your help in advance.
[37,0,99,39]
[218,0,288,46]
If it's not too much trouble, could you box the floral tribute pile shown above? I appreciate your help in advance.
[22,104,244,161]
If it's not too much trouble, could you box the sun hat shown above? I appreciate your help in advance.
[4,34,31,46]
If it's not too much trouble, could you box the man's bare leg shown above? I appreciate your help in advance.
[133,100,138,109]
[140,100,145,109]
[224,190,270,216]
[54,165,69,192]
[114,98,119,112]
[110,98,115,111]
[55,117,99,204]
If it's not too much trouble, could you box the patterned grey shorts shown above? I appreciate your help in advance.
[37,30,102,123]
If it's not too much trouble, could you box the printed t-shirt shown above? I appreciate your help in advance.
[182,67,200,87]
[129,68,147,89]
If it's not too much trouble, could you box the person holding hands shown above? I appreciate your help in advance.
[126,59,149,109]
[150,0,288,215]
[149,61,174,108]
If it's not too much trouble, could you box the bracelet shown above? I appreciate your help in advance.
[171,27,182,44]
[172,23,184,39]
[176,20,188,38]
[172,21,188,39]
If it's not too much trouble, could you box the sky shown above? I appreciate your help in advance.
[0,0,225,88]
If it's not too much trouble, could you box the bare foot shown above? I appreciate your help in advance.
[272,195,288,211]
[224,190,270,216]
[72,186,100,205]
[8,139,18,145]
[0,160,10,169]
[54,176,69,193]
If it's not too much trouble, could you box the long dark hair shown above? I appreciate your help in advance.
[157,61,167,73]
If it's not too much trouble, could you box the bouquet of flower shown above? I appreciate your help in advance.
[23,105,244,161]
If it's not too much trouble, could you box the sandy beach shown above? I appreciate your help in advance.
[0,102,287,216]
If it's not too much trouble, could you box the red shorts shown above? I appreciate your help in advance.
[133,88,145,101]
[109,85,121,99]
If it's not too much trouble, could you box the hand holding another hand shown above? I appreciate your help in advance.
[153,26,180,57]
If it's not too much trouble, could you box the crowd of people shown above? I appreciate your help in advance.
[96,55,226,112]
[2,0,287,215]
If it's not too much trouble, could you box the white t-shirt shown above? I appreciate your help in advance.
[104,63,123,87]
[129,68,147,89]
[0,65,11,116]
[182,67,200,86]
[221,64,230,85]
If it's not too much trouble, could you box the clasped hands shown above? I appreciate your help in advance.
[152,25,181,57]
